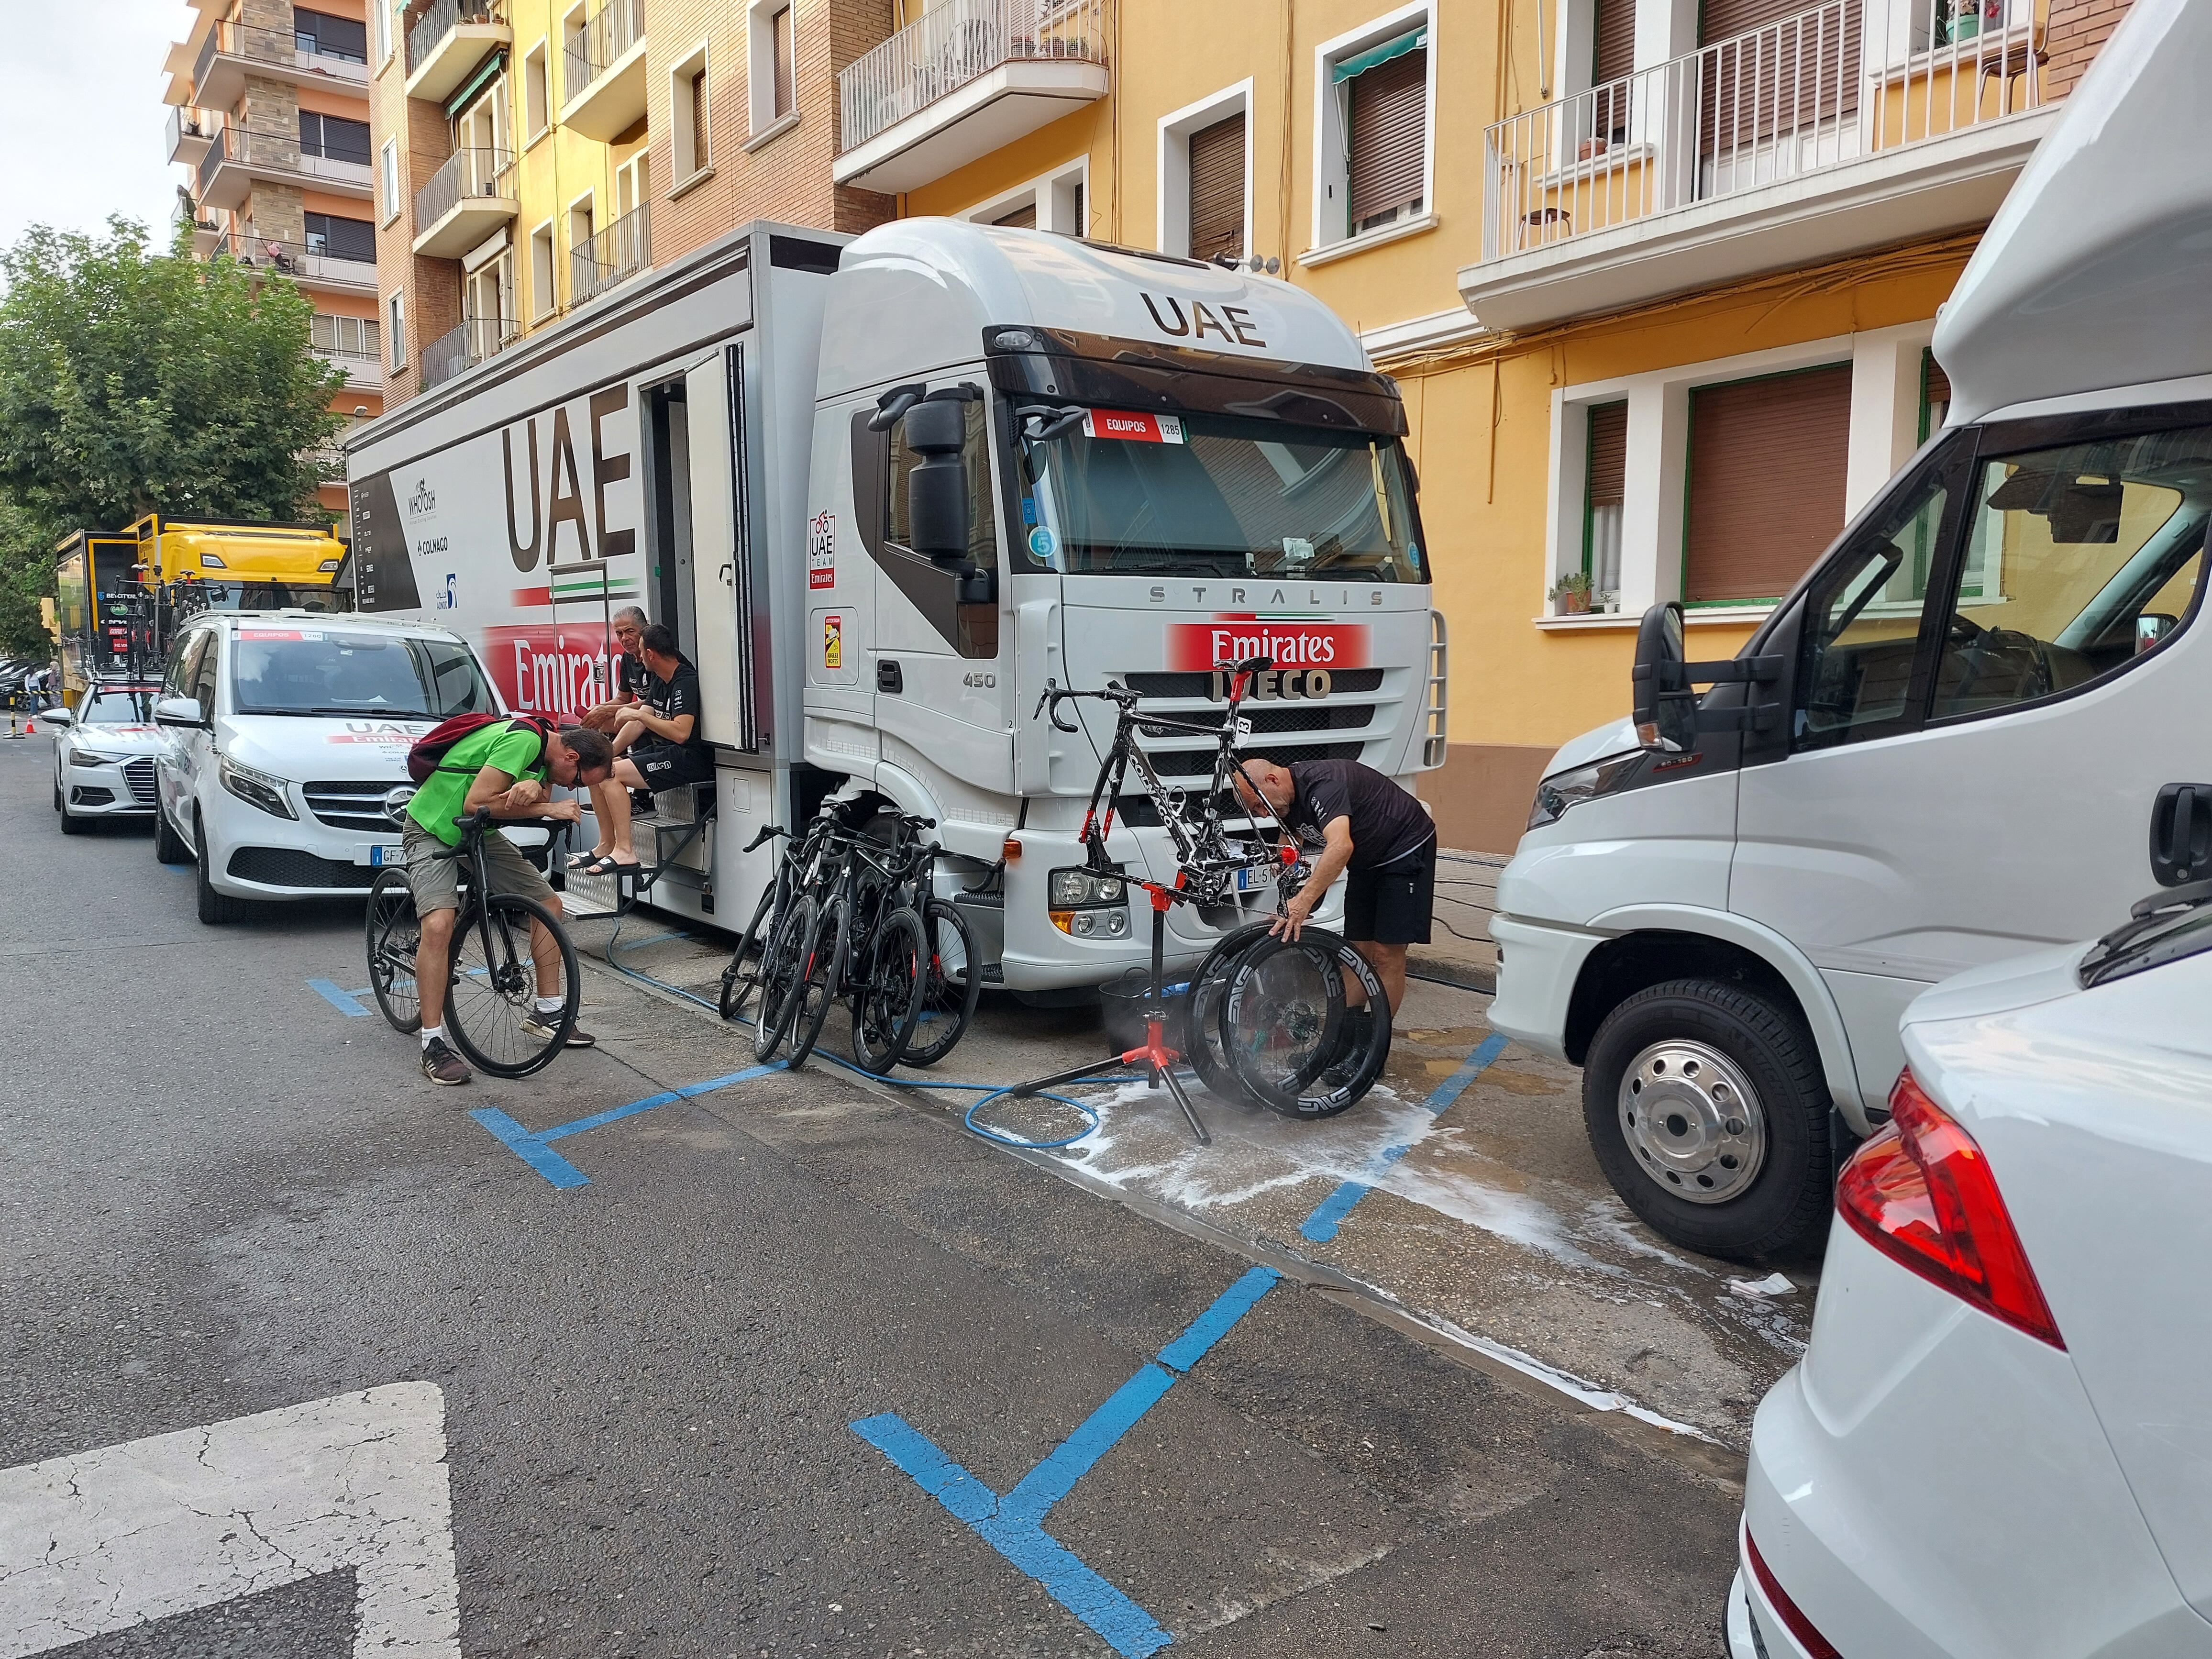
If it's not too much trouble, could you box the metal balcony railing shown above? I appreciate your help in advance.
[166,107,209,160]
[564,0,644,102]
[1480,0,2042,261]
[414,146,515,230]
[422,311,517,390]
[570,204,650,304]
[196,125,301,197]
[406,0,498,77]
[210,231,377,280]
[194,20,294,89]
[839,0,1108,154]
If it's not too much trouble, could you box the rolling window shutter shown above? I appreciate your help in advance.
[1593,0,1636,83]
[1588,402,1626,509]
[1685,365,1853,603]
[1346,48,1427,228]
[1699,0,1859,155]
[992,201,1036,229]
[773,6,795,119]
[1699,0,1816,42]
[1923,354,1952,416]
[689,70,708,167]
[1187,111,1245,264]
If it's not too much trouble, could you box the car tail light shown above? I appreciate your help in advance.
[1745,1532,1842,1659]
[1836,1068,2064,1349]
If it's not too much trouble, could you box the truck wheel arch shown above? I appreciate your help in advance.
[1567,907,1870,1133]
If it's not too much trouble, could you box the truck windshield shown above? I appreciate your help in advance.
[229,630,493,719]
[1018,406,1426,582]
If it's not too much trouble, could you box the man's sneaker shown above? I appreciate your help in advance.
[420,1036,472,1085]
[520,1013,597,1048]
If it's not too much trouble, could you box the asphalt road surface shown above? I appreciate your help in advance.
[0,730,1742,1658]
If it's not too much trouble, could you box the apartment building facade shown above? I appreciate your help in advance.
[843,0,2134,851]
[164,0,387,526]
[365,0,897,404]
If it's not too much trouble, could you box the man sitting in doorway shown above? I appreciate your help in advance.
[576,606,648,735]
[1233,756,1437,1019]
[576,623,714,874]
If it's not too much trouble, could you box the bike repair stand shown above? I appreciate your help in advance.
[1006,880,1210,1145]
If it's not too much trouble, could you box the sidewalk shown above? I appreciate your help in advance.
[1410,846,1503,992]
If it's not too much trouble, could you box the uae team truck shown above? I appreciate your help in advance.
[343,221,1446,991]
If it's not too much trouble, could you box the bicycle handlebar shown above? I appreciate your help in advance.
[1034,678,1139,733]
[742,823,790,852]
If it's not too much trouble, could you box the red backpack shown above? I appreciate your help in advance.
[406,712,556,784]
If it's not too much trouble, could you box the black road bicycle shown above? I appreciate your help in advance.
[365,808,581,1078]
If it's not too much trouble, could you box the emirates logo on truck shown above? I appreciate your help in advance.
[1167,615,1370,699]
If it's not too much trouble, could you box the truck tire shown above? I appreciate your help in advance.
[193,811,253,926]
[1582,978,1832,1262]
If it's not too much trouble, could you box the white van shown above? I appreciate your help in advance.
[150,612,515,924]
[1488,0,2212,1260]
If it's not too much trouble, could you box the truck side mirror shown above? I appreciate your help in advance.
[1630,602,1693,752]
[904,397,971,565]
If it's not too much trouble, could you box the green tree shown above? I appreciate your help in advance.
[0,217,344,652]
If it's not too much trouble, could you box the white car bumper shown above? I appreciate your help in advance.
[1737,1219,2212,1659]
[1485,915,1602,1062]
[61,753,158,816]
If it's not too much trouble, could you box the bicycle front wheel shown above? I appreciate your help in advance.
[719,881,783,1025]
[899,899,980,1068]
[784,896,848,1071]
[852,905,929,1074]
[1220,930,1392,1119]
[446,893,579,1079]
[364,868,422,1034]
[753,893,817,1062]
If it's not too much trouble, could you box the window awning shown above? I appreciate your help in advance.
[1332,26,1427,83]
[445,49,508,119]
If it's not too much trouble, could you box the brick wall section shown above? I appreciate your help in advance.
[647,0,895,264]
[2043,0,2133,100]
[368,28,465,400]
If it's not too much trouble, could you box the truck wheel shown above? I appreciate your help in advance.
[194,811,252,925]
[153,805,190,865]
[1582,978,1832,1262]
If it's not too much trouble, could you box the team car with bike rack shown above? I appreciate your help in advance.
[43,681,165,832]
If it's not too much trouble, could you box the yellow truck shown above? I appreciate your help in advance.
[54,513,347,698]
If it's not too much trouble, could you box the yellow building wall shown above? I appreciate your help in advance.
[502,0,631,329]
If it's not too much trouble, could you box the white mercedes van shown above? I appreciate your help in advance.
[1489,0,2212,1260]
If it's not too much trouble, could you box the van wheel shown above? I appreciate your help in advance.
[194,812,252,925]
[1582,978,1832,1263]
[154,805,190,865]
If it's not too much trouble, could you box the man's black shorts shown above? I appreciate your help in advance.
[631,742,715,791]
[1342,838,1435,945]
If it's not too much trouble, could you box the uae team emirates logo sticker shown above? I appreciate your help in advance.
[1166,615,1371,673]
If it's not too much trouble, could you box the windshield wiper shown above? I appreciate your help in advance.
[243,706,440,719]
[2078,878,2212,986]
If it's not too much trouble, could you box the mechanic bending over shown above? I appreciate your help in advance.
[404,720,616,1087]
[1235,757,1437,1018]
[573,622,714,875]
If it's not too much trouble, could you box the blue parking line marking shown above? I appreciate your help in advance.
[472,1064,779,1187]
[307,979,374,1017]
[852,1265,1278,1657]
[1300,1030,1511,1243]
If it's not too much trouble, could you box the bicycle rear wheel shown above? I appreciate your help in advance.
[1185,923,1276,1108]
[899,899,980,1068]
[851,905,929,1073]
[785,895,848,1071]
[1220,930,1391,1119]
[445,893,578,1079]
[719,881,782,1024]
[753,893,818,1062]
[364,868,422,1034]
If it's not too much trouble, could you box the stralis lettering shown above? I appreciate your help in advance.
[1166,615,1371,673]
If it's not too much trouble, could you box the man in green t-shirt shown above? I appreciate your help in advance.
[404,719,614,1086]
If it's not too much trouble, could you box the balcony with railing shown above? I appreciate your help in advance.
[560,0,647,142]
[188,18,368,109]
[166,107,212,166]
[208,231,378,294]
[835,0,1108,193]
[571,205,650,306]
[412,146,518,258]
[422,311,518,391]
[194,122,374,211]
[404,0,511,104]
[1461,0,2056,330]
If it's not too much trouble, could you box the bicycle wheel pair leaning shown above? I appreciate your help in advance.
[365,868,580,1079]
[751,893,981,1074]
[1185,923,1393,1119]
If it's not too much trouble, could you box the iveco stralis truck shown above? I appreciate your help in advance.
[1488,0,2212,1261]
[344,220,1445,991]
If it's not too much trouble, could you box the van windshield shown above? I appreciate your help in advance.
[228,629,493,719]
[1017,406,1426,582]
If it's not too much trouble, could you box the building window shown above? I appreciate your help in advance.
[378,138,399,222]
[966,159,1089,238]
[773,4,795,119]
[1582,401,1626,600]
[1158,85,1249,261]
[991,201,1036,229]
[311,313,381,360]
[295,8,367,62]
[673,46,711,175]
[567,194,596,297]
[524,44,550,137]
[747,3,794,135]
[1920,350,1952,443]
[387,290,406,371]
[305,211,375,262]
[1316,12,1431,247]
[299,111,372,166]
[1684,364,1853,605]
[371,0,391,67]
[531,221,557,319]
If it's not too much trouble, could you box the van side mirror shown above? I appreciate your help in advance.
[154,695,208,729]
[1630,603,1694,752]
[904,396,972,564]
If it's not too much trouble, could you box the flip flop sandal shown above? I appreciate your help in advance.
[567,850,608,870]
[582,855,641,876]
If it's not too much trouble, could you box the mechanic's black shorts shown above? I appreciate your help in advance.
[1342,839,1435,945]
[630,742,715,791]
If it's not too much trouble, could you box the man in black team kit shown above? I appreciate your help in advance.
[1235,755,1436,1018]
[576,623,714,872]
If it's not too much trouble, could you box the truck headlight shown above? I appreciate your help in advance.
[1049,866,1130,938]
[220,755,297,819]
[1527,751,1643,830]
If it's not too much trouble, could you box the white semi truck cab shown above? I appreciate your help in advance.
[1487,0,2212,1261]
[345,221,1444,992]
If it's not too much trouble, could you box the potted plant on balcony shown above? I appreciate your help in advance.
[1549,570,1594,616]
[1944,0,2004,42]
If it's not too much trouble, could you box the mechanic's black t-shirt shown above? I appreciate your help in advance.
[1283,759,1435,870]
[641,653,711,760]
[617,649,649,701]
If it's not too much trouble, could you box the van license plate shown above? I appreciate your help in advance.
[366,843,402,867]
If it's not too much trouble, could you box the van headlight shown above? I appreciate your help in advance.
[1527,751,1643,830]
[1049,866,1130,938]
[220,755,297,819]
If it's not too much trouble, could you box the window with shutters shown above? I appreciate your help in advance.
[1582,402,1627,598]
[1315,12,1431,248]
[772,5,795,120]
[1186,112,1246,265]
[1684,364,1853,604]
[1920,351,1952,442]
[748,0,796,137]
[1589,0,1635,144]
[992,201,1037,229]
[672,44,711,176]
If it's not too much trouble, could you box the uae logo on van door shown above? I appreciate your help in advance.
[808,510,836,590]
